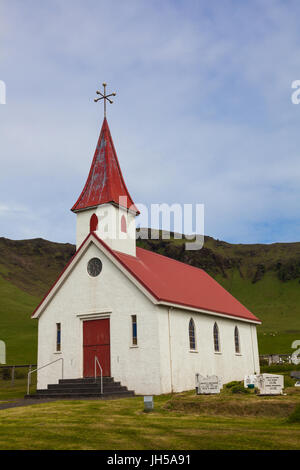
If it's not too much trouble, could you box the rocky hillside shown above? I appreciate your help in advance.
[0,237,75,297]
[137,233,300,284]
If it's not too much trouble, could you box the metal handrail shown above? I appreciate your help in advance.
[27,358,64,395]
[94,356,103,394]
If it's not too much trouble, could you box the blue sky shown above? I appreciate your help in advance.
[1,0,300,244]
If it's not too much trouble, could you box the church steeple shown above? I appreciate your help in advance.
[71,117,139,214]
[72,84,138,256]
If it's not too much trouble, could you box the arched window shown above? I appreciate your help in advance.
[90,214,98,232]
[234,326,240,354]
[121,215,127,233]
[189,318,196,350]
[213,322,220,352]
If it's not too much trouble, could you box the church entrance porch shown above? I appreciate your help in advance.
[83,318,111,377]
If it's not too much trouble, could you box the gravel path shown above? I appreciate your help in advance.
[0,399,57,410]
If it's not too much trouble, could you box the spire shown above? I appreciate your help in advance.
[71,118,139,214]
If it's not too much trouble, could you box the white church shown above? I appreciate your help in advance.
[31,90,261,397]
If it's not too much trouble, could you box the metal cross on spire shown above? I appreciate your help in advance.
[94,82,116,118]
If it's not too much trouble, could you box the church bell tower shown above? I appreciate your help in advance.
[71,83,139,256]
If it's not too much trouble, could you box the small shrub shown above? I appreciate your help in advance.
[284,375,296,388]
[0,367,11,380]
[225,381,241,389]
[287,404,300,424]
[231,383,250,394]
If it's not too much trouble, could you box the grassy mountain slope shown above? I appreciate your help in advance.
[0,234,300,364]
[0,237,75,298]
[0,237,75,364]
[0,275,38,364]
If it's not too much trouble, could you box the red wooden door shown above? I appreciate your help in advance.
[83,319,111,377]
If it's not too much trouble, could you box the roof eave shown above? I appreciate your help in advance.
[71,201,140,216]
[156,300,261,324]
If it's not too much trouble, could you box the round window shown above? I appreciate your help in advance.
[87,258,102,277]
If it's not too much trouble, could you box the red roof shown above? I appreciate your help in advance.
[32,233,260,323]
[71,118,139,213]
[113,244,261,323]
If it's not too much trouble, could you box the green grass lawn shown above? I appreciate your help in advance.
[0,378,300,450]
[0,376,36,402]
[0,276,38,364]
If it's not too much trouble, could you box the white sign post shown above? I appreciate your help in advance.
[256,374,284,395]
[144,396,154,411]
[0,340,5,364]
[195,374,222,395]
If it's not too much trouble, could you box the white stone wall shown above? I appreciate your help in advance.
[37,242,161,394]
[75,204,136,256]
[157,306,260,393]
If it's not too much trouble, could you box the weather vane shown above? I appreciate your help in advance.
[94,82,116,118]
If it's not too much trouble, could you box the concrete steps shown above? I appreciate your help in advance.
[25,377,135,400]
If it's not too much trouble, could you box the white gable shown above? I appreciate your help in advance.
[37,239,162,392]
[32,234,157,319]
